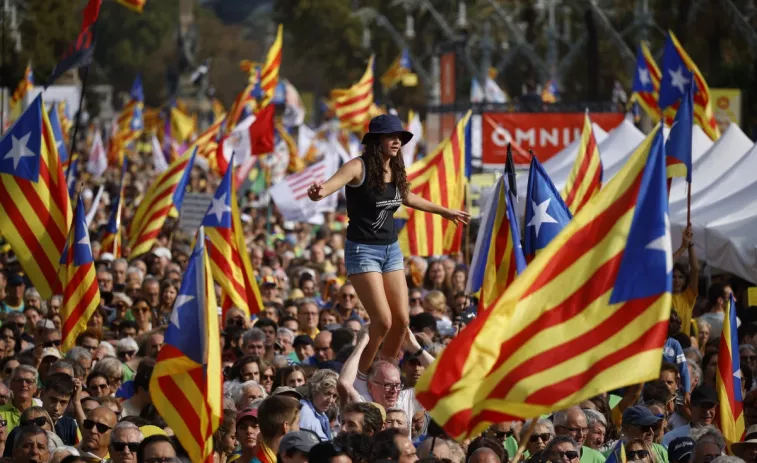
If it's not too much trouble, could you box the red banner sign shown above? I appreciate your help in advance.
[481,112,625,165]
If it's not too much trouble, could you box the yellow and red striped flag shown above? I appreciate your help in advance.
[397,111,470,256]
[100,159,128,258]
[629,42,662,122]
[115,0,145,13]
[59,195,101,352]
[380,50,412,91]
[10,63,34,117]
[416,126,673,440]
[202,157,263,320]
[259,24,283,107]
[717,293,745,446]
[0,95,72,299]
[127,147,196,258]
[561,112,603,215]
[150,227,222,463]
[334,56,375,133]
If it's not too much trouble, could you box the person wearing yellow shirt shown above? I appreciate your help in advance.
[672,225,699,340]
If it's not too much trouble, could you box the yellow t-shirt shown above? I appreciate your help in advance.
[671,286,698,336]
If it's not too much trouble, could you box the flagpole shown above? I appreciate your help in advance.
[686,182,691,227]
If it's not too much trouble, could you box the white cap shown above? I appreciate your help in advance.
[82,188,94,201]
[99,252,115,262]
[152,247,172,260]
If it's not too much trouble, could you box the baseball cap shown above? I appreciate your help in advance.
[152,247,172,260]
[622,405,662,427]
[691,384,719,406]
[7,273,24,286]
[279,430,320,455]
[293,335,314,347]
[40,347,62,360]
[668,437,695,462]
[236,408,258,424]
[272,386,303,400]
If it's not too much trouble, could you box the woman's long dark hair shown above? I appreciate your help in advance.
[362,141,409,200]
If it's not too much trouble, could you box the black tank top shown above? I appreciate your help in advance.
[345,158,403,245]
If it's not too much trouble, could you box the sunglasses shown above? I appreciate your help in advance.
[135,307,151,313]
[341,294,356,299]
[3,368,13,375]
[90,383,109,391]
[119,351,137,358]
[530,433,552,443]
[551,451,580,461]
[0,420,6,427]
[112,441,140,453]
[627,450,650,460]
[84,419,112,434]
[262,374,274,381]
[21,417,47,427]
[410,297,422,304]
[13,323,25,330]
[43,340,61,348]
[492,430,514,440]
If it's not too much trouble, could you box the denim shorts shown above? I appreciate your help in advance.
[344,240,404,275]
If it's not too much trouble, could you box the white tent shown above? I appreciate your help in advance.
[600,120,646,182]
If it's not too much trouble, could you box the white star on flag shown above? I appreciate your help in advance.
[5,133,34,170]
[77,229,91,247]
[207,193,231,223]
[638,67,650,86]
[527,198,558,238]
[645,214,673,273]
[669,66,690,94]
[171,294,195,329]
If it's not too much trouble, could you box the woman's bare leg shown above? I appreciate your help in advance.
[349,272,392,373]
[380,270,410,361]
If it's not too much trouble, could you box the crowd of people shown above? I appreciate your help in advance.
[0,112,756,463]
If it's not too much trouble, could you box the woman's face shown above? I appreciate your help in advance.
[2,360,19,381]
[261,368,274,393]
[1,329,16,353]
[672,269,686,293]
[452,270,466,289]
[161,286,177,306]
[626,442,651,463]
[26,411,51,432]
[134,304,152,323]
[699,325,710,345]
[236,419,259,450]
[51,315,62,331]
[220,426,237,455]
[87,310,103,330]
[379,134,402,158]
[429,262,445,284]
[319,312,337,329]
[286,371,305,388]
[240,362,259,383]
[528,424,554,454]
[313,387,338,413]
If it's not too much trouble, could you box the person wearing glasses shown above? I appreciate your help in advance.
[3,406,64,457]
[77,407,117,461]
[0,365,40,433]
[620,406,669,463]
[109,421,144,463]
[87,373,111,399]
[544,436,581,463]
[624,439,656,463]
[689,429,725,463]
[553,407,606,463]
[523,419,556,457]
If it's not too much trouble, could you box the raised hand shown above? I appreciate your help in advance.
[442,208,471,225]
[308,182,324,201]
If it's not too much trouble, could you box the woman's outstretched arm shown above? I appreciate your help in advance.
[403,192,471,225]
[308,158,362,201]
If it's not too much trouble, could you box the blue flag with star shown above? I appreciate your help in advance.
[665,80,694,183]
[0,95,43,182]
[165,227,209,365]
[172,146,198,209]
[523,156,572,259]
[610,129,672,303]
[130,75,144,102]
[659,34,695,110]
[201,154,233,229]
[631,45,655,94]
[60,195,94,267]
[48,103,68,163]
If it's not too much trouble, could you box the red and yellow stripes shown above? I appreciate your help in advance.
[188,118,225,174]
[631,42,661,122]
[127,152,191,257]
[663,32,720,140]
[717,294,745,446]
[10,64,34,111]
[207,194,263,319]
[259,24,283,108]
[0,103,71,299]
[115,0,145,13]
[151,246,221,463]
[480,180,519,312]
[561,113,602,215]
[334,56,375,133]
[415,127,671,440]
[397,111,470,257]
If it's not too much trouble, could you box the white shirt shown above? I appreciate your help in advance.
[353,377,419,435]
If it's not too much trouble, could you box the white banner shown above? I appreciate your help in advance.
[270,157,338,222]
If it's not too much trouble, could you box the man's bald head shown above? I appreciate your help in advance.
[469,447,501,463]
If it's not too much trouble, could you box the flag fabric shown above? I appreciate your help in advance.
[170,107,195,144]
[397,111,471,257]
[10,64,34,117]
[629,42,662,123]
[415,126,673,440]
[523,156,572,260]
[334,56,375,132]
[250,104,275,155]
[203,158,263,319]
[466,175,526,312]
[380,50,412,91]
[87,131,107,177]
[541,80,558,103]
[0,95,72,299]
[665,81,694,182]
[66,155,79,199]
[115,0,145,12]
[259,25,283,107]
[150,227,222,463]
[100,159,128,258]
[59,195,100,352]
[48,103,69,164]
[659,31,720,140]
[48,0,101,85]
[186,118,225,174]
[270,156,338,222]
[718,293,745,446]
[151,134,169,173]
[110,76,144,164]
[605,441,627,463]
[127,148,196,258]
[402,111,423,167]
[561,112,603,215]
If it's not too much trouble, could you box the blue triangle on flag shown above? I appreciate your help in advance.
[0,95,43,182]
[201,155,233,229]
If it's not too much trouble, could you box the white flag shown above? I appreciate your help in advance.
[220,115,256,166]
[87,132,107,177]
[151,134,169,173]
[85,185,104,226]
[403,113,423,166]
[269,157,338,222]
[298,124,316,158]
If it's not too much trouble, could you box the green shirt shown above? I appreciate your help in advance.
[581,446,606,463]
[0,403,22,434]
[504,436,519,459]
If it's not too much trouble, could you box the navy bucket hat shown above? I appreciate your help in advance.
[361,114,414,146]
